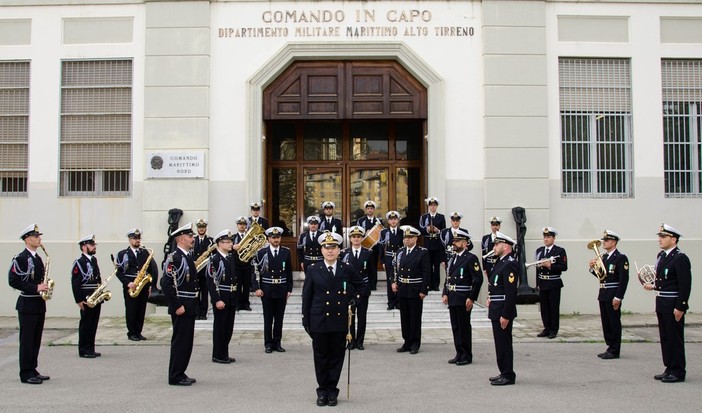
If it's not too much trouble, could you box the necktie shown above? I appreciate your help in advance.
[545,248,550,256]
[312,232,316,240]
[274,249,278,258]
[328,266,334,276]
[602,253,609,261]
[355,250,359,259]
[392,229,396,236]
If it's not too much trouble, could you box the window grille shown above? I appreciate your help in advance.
[60,59,132,196]
[559,58,633,198]
[662,59,702,197]
[0,61,30,196]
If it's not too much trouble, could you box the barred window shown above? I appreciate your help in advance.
[0,61,30,197]
[662,59,702,198]
[559,58,633,198]
[60,59,132,196]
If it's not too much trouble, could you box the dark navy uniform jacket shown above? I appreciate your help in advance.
[392,246,431,297]
[535,245,568,290]
[487,253,519,321]
[161,248,200,315]
[653,247,692,313]
[356,215,383,232]
[591,249,629,301]
[340,247,372,297]
[297,231,323,263]
[319,216,343,236]
[193,235,214,262]
[206,251,239,307]
[443,251,483,306]
[419,213,445,251]
[482,233,498,273]
[301,261,365,333]
[115,247,158,289]
[248,216,269,230]
[252,246,293,298]
[8,248,47,314]
[379,227,403,259]
[71,254,102,303]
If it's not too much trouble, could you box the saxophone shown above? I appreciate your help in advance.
[129,248,154,298]
[86,254,117,308]
[38,244,54,301]
[195,243,217,272]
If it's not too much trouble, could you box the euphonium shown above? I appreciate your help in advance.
[237,221,268,263]
[38,244,54,301]
[86,254,117,308]
[129,248,154,298]
[587,239,607,282]
[635,261,656,285]
[194,243,217,272]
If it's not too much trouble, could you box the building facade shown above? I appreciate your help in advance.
[1,0,700,316]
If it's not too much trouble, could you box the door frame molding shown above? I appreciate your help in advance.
[247,42,445,209]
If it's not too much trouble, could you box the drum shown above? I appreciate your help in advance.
[361,223,384,248]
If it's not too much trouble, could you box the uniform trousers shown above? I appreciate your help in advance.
[261,296,286,348]
[123,287,148,337]
[310,331,347,398]
[236,266,252,309]
[383,256,398,307]
[398,296,423,350]
[212,305,237,360]
[18,312,44,381]
[491,319,515,380]
[197,270,209,317]
[449,306,472,362]
[168,312,195,383]
[599,300,622,356]
[428,249,442,290]
[350,296,369,346]
[369,246,380,289]
[78,304,101,356]
[539,288,561,334]
[657,310,686,378]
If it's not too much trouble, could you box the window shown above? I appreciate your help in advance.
[559,58,633,198]
[60,59,132,196]
[662,59,702,197]
[0,61,30,197]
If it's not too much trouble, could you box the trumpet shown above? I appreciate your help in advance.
[525,255,560,269]
[482,250,496,260]
[635,262,656,285]
[587,240,607,282]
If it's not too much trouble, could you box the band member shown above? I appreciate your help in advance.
[116,228,159,341]
[253,227,293,353]
[391,226,431,354]
[442,229,482,366]
[643,224,691,383]
[357,200,383,290]
[193,219,214,320]
[8,224,50,384]
[487,232,519,385]
[535,227,568,339]
[302,232,365,407]
[162,223,199,386]
[71,235,102,358]
[589,230,629,360]
[207,229,239,364]
[232,216,253,311]
[441,212,468,264]
[482,216,502,275]
[380,211,403,310]
[340,226,372,350]
[319,201,343,237]
[248,201,269,229]
[419,196,446,291]
[298,216,323,273]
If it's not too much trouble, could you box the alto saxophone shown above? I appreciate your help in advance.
[39,244,54,301]
[129,248,154,298]
[86,254,117,308]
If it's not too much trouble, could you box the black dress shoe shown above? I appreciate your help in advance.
[169,379,192,386]
[597,351,608,358]
[35,374,50,381]
[275,346,286,352]
[448,357,458,364]
[409,349,418,355]
[316,396,328,406]
[93,352,101,357]
[212,357,231,364]
[138,334,147,341]
[396,347,409,353]
[491,376,515,386]
[185,376,196,383]
[128,335,141,342]
[600,352,619,360]
[536,330,549,337]
[79,353,96,359]
[661,374,685,383]
[654,371,670,380]
[228,357,236,363]
[356,344,364,351]
[489,375,502,382]
[242,306,252,311]
[327,396,338,406]
[456,360,472,366]
[387,305,394,311]
[21,377,42,384]
[548,333,557,339]
[265,347,273,354]
[348,342,356,350]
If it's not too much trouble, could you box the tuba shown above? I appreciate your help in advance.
[587,240,607,282]
[237,221,268,263]
[86,254,117,308]
[38,244,54,301]
[194,243,217,273]
[129,248,154,298]
[635,261,656,285]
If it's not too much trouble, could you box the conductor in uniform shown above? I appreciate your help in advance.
[340,225,372,350]
[481,216,502,275]
[193,219,214,320]
[487,232,519,386]
[319,201,343,237]
[380,211,403,310]
[207,229,239,364]
[162,223,199,386]
[643,224,691,383]
[534,227,568,339]
[71,235,103,358]
[8,224,50,384]
[253,227,293,353]
[589,230,629,360]
[116,228,159,341]
[419,197,446,291]
[442,229,482,366]
[391,226,431,354]
[302,231,365,407]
